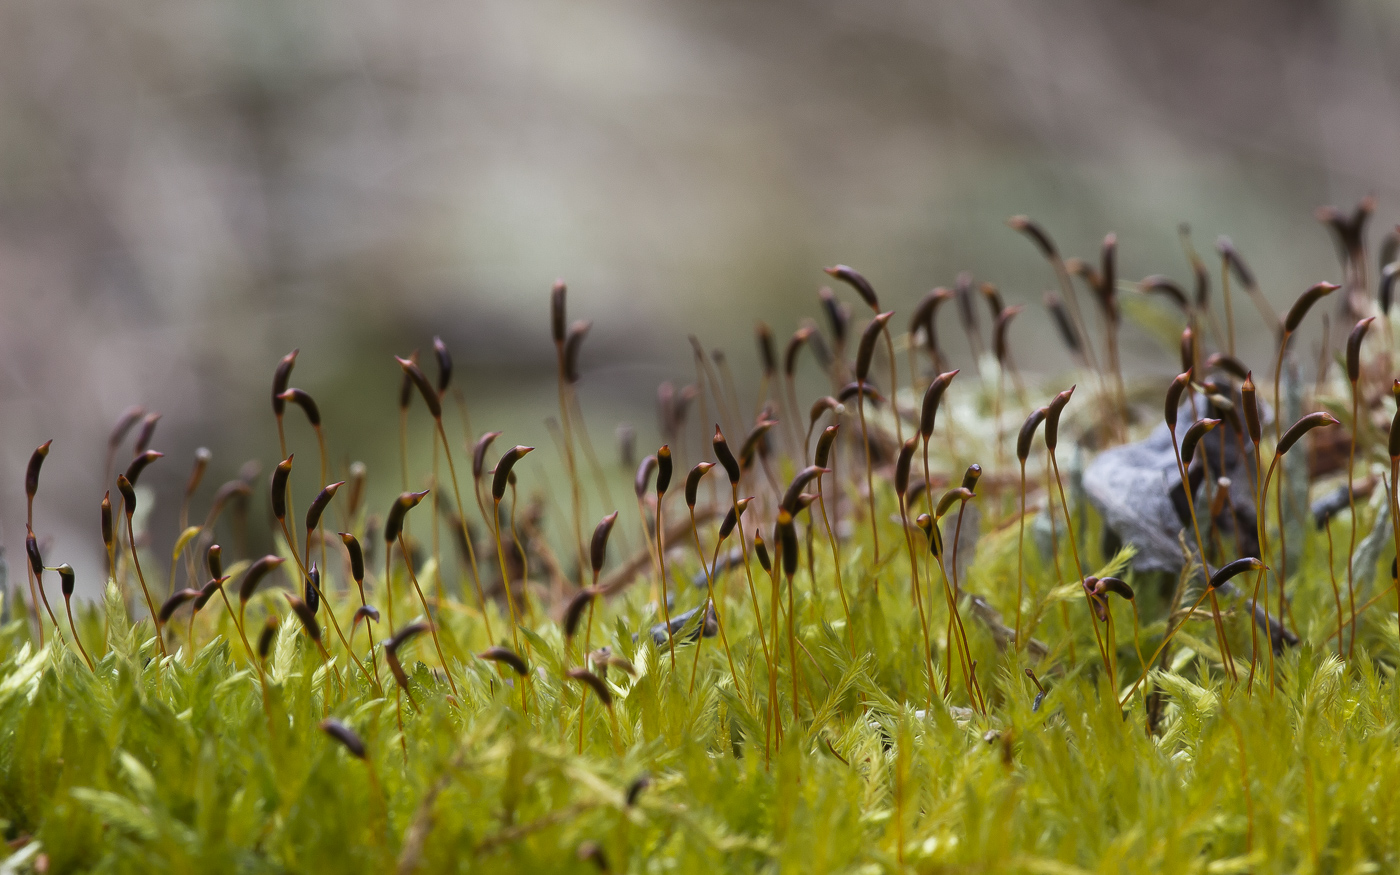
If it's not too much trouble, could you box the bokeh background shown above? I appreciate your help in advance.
[4,0,1399,597]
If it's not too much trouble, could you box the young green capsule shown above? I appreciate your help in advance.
[823,265,880,311]
[270,456,293,520]
[25,440,51,501]
[1348,317,1376,384]
[854,312,894,382]
[240,555,287,603]
[591,512,619,575]
[1179,418,1221,466]
[814,425,840,469]
[479,645,528,676]
[305,481,345,533]
[433,336,452,394]
[1279,412,1339,457]
[1017,407,1048,463]
[492,447,533,501]
[685,463,713,509]
[1045,386,1075,452]
[643,448,671,501]
[272,350,298,416]
[395,356,442,419]
[384,490,429,542]
[319,719,367,759]
[124,450,164,488]
[920,370,959,439]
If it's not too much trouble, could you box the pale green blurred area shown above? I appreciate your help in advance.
[2,0,1399,596]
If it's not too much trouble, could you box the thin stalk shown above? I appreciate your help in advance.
[688,509,740,697]
[125,516,166,657]
[398,534,460,698]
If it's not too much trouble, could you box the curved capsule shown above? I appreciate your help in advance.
[339,533,365,582]
[1165,372,1191,432]
[133,413,161,456]
[285,596,321,641]
[193,577,227,611]
[777,511,798,577]
[916,513,942,558]
[353,605,380,626]
[894,439,917,496]
[1180,327,1195,375]
[808,397,842,430]
[305,481,345,533]
[755,322,777,376]
[159,589,201,623]
[271,456,293,521]
[1017,407,1048,463]
[239,555,287,603]
[185,448,212,498]
[1139,275,1189,310]
[25,440,51,500]
[717,497,753,542]
[1241,373,1261,445]
[1205,353,1249,382]
[591,512,619,574]
[492,447,534,501]
[1044,292,1081,355]
[1283,281,1339,334]
[258,616,279,660]
[384,490,429,542]
[278,389,321,427]
[1382,262,1399,315]
[567,668,613,707]
[814,425,840,469]
[920,370,959,439]
[961,464,982,493]
[784,327,814,377]
[1045,386,1075,452]
[56,563,75,598]
[320,719,367,759]
[1179,418,1221,466]
[551,279,567,345]
[634,455,658,499]
[473,431,504,481]
[479,645,528,676]
[395,356,442,419]
[819,287,848,347]
[272,350,298,416]
[124,450,164,488]
[1208,557,1264,590]
[564,320,592,383]
[854,312,894,382]
[753,531,772,574]
[685,463,713,509]
[1216,237,1256,289]
[782,466,829,513]
[1278,412,1339,457]
[117,475,137,516]
[1348,317,1376,384]
[433,336,453,394]
[563,587,596,639]
[837,380,883,405]
[1095,577,1134,600]
[738,422,777,469]
[823,264,880,311]
[992,306,1023,364]
[713,426,742,484]
[936,487,974,519]
[1007,215,1058,259]
[25,530,42,578]
[654,446,673,495]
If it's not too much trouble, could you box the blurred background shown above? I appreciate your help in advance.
[3,0,1399,598]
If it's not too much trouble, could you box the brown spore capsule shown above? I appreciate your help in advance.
[824,265,879,311]
[1017,407,1048,463]
[124,450,164,488]
[271,455,293,521]
[590,511,619,574]
[920,370,959,439]
[814,425,840,469]
[339,533,365,582]
[25,440,51,501]
[685,463,713,509]
[433,336,453,394]
[305,481,345,533]
[272,350,298,416]
[396,356,442,419]
[384,490,429,542]
[492,447,533,501]
[239,555,286,603]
